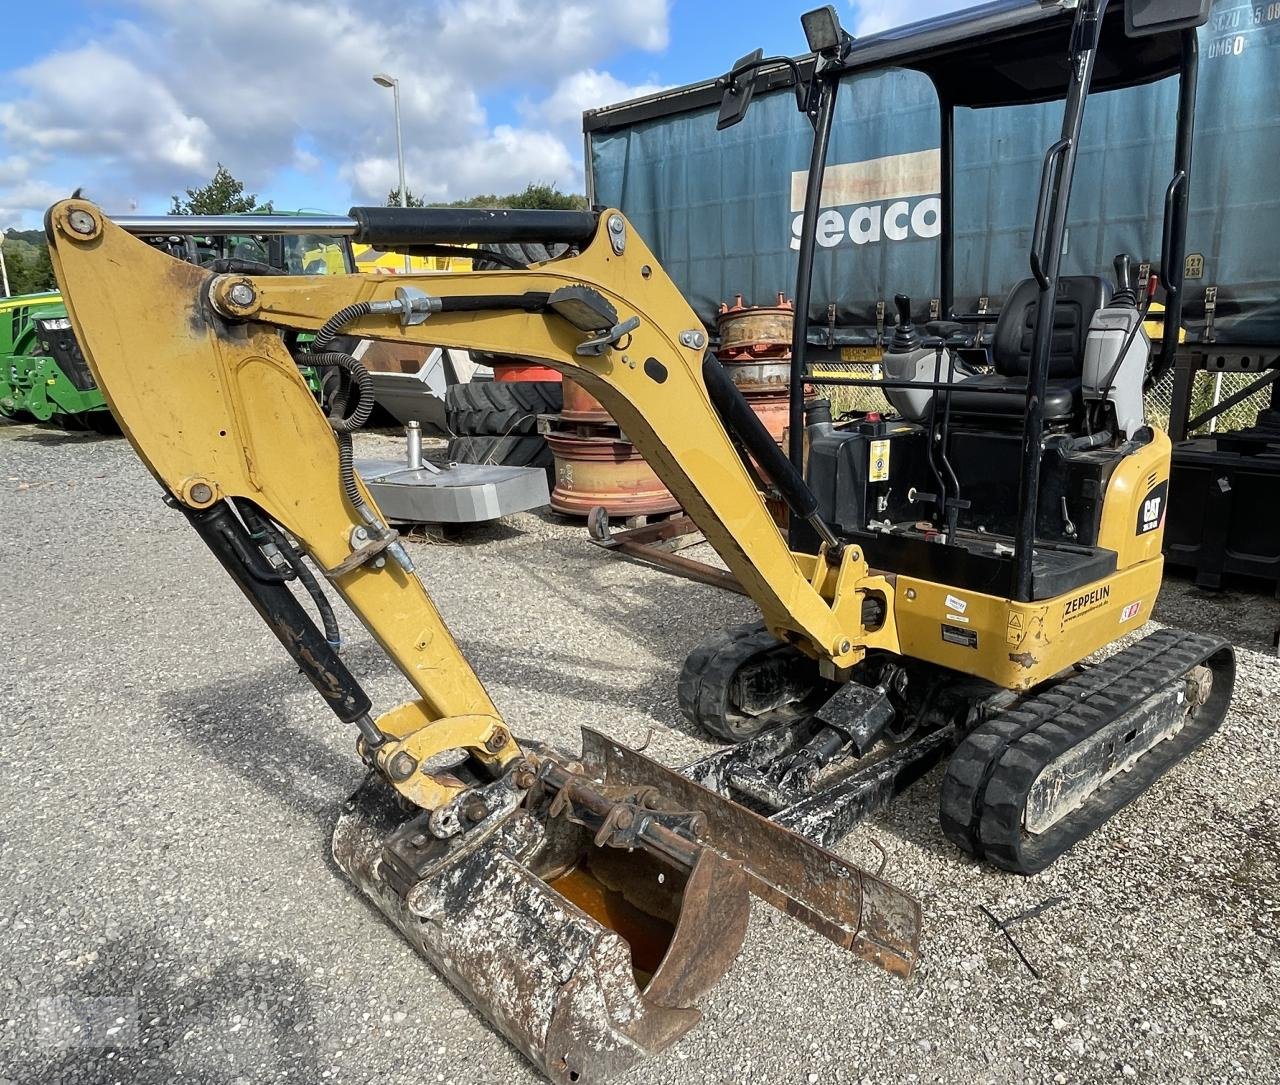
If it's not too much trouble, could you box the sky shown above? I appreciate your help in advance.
[0,0,973,229]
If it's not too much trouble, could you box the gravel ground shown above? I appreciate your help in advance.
[1,423,1277,1085]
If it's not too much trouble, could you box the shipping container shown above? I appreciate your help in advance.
[585,0,1280,348]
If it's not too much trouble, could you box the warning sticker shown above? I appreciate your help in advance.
[840,346,883,363]
[1006,613,1025,646]
[1120,601,1142,623]
[869,439,891,483]
[942,624,978,649]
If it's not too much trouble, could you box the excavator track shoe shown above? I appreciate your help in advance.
[333,727,921,1084]
[940,629,1234,873]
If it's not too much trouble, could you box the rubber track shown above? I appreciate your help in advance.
[939,628,1234,873]
[676,622,762,730]
[445,380,563,437]
[678,622,835,743]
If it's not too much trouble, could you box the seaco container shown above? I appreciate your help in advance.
[585,0,1280,349]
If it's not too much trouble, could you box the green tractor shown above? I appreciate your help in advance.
[1,222,353,430]
[0,290,114,428]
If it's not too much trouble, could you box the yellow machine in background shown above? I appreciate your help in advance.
[352,241,472,274]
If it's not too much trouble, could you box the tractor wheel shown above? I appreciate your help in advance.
[445,381,563,437]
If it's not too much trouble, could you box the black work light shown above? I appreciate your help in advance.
[801,6,848,57]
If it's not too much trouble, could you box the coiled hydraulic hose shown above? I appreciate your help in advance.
[306,305,376,516]
[312,301,373,353]
[305,302,414,573]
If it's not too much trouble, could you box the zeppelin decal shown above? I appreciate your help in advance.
[1063,584,1110,622]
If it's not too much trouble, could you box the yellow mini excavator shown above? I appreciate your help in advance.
[47,2,1233,1082]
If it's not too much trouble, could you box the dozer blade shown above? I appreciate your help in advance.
[332,726,921,1085]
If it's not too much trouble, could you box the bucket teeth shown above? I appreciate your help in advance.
[332,727,921,1084]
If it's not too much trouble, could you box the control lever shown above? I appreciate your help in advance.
[1143,272,1160,316]
[888,293,919,353]
[1112,253,1138,309]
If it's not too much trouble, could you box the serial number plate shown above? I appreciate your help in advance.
[839,346,883,363]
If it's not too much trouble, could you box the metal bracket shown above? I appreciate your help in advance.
[875,300,886,348]
[1204,285,1218,343]
[576,315,641,356]
[369,285,442,326]
[606,214,626,255]
[327,526,403,578]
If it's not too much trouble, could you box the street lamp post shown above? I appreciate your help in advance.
[373,72,413,274]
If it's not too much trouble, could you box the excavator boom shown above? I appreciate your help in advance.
[46,199,919,1083]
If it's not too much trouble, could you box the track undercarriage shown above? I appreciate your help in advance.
[680,623,1235,871]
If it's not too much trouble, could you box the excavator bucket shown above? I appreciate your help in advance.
[332,727,921,1084]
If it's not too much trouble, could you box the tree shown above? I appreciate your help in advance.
[382,182,586,211]
[171,164,273,215]
[386,188,426,207]
[447,182,587,211]
[1,237,55,295]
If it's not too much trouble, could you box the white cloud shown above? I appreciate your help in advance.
[849,1,974,38]
[0,179,69,227]
[0,0,670,225]
[529,69,668,129]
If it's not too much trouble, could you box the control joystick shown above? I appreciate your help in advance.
[1112,253,1138,309]
[888,293,920,353]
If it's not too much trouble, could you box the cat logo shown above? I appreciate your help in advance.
[1136,481,1169,535]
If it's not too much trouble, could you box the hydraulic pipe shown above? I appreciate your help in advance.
[1154,30,1200,382]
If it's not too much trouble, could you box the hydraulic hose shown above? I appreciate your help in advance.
[264,518,343,652]
[306,303,376,514]
[307,303,415,573]
[308,352,374,433]
[313,301,373,352]
[238,499,344,652]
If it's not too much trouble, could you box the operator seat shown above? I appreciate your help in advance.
[948,276,1111,423]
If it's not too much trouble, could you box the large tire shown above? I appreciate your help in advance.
[445,380,562,437]
[447,434,554,482]
[471,242,571,271]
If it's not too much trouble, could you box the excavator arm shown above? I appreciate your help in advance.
[47,200,919,1083]
[46,200,895,806]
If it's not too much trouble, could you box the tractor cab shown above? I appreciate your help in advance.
[717,0,1210,603]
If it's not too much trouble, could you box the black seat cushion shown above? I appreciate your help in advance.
[946,373,1079,422]
[948,275,1111,420]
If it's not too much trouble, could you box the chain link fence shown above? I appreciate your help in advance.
[810,362,1268,435]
